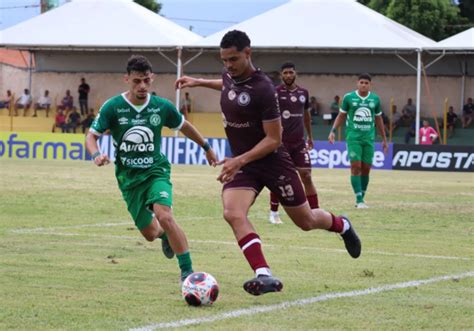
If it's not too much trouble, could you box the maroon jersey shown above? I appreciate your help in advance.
[276,84,309,144]
[220,69,281,157]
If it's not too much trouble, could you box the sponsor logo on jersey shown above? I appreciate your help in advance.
[299,95,306,103]
[237,92,250,106]
[147,107,161,113]
[228,90,236,101]
[159,191,169,199]
[354,107,373,122]
[369,101,375,108]
[118,117,129,125]
[117,108,130,113]
[282,110,291,119]
[131,118,147,125]
[150,114,161,127]
[290,96,297,103]
[222,113,250,129]
[119,126,155,153]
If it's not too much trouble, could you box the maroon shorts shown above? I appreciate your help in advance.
[284,140,311,169]
[223,149,306,207]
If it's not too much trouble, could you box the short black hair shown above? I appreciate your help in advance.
[220,30,251,51]
[281,62,295,71]
[358,73,372,81]
[127,55,152,74]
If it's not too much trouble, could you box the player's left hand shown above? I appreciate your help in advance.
[216,157,242,183]
[306,138,314,150]
[205,149,218,167]
[382,141,388,154]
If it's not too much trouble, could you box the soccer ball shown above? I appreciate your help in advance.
[181,272,219,306]
[429,133,437,141]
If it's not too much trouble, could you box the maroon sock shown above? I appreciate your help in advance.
[238,233,269,272]
[307,194,319,209]
[328,213,344,233]
[270,192,279,212]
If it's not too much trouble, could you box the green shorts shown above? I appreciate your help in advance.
[121,178,173,230]
[347,139,374,164]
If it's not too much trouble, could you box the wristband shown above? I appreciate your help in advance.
[331,127,336,133]
[202,142,211,152]
[91,151,101,160]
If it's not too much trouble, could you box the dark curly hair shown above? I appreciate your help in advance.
[220,30,251,51]
[126,55,152,74]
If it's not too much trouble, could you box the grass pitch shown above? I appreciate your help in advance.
[0,159,473,330]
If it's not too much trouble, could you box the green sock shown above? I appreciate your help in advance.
[361,175,369,199]
[177,251,193,276]
[351,175,363,203]
[158,232,168,241]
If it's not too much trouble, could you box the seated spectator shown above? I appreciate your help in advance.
[14,89,32,116]
[57,90,74,112]
[330,95,340,122]
[180,92,192,120]
[33,90,52,117]
[401,98,416,125]
[420,120,438,145]
[0,90,12,109]
[308,96,320,117]
[52,109,67,133]
[81,109,95,134]
[462,97,473,128]
[446,106,458,138]
[390,105,402,132]
[67,107,81,133]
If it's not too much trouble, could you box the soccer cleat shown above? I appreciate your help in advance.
[269,212,283,224]
[243,275,283,296]
[340,217,361,258]
[355,202,369,209]
[161,237,175,259]
[180,270,194,283]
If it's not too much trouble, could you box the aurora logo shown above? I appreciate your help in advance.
[354,107,372,122]
[119,126,154,152]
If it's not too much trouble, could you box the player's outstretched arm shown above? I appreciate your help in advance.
[85,132,110,166]
[328,112,347,143]
[175,76,223,91]
[375,115,388,154]
[179,121,217,166]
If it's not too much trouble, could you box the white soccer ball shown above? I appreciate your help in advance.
[181,272,219,306]
[429,133,437,141]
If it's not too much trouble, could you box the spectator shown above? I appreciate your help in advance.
[330,95,340,122]
[462,97,473,128]
[52,109,68,133]
[404,120,417,144]
[81,109,95,134]
[78,77,90,116]
[446,106,458,138]
[180,92,192,120]
[390,105,402,133]
[0,90,12,109]
[33,90,52,117]
[401,98,416,125]
[67,107,82,133]
[420,120,438,145]
[14,89,32,116]
[308,96,320,117]
[58,90,74,112]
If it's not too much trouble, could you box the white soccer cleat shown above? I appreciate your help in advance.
[356,202,369,209]
[269,211,283,224]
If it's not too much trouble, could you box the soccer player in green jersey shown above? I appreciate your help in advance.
[328,73,388,208]
[85,55,217,283]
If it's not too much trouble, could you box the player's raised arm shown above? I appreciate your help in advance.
[179,120,217,166]
[175,76,223,91]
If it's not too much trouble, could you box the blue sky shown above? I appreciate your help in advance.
[0,0,289,36]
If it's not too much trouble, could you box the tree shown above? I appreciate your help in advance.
[134,0,162,13]
[458,0,474,22]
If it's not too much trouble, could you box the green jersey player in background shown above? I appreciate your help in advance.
[328,73,387,208]
[86,55,217,283]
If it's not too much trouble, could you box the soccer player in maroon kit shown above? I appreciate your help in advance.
[176,30,361,296]
[269,62,318,224]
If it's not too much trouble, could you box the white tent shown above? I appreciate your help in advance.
[436,28,474,50]
[190,0,436,143]
[192,0,435,50]
[0,0,201,49]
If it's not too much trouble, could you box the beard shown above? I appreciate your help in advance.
[284,77,295,86]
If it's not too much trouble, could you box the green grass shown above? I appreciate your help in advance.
[0,159,473,330]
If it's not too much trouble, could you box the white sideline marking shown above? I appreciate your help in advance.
[130,271,474,331]
[9,224,471,261]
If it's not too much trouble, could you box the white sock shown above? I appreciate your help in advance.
[341,219,350,234]
[270,211,279,216]
[256,267,272,277]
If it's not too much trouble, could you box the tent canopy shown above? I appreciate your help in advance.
[0,0,202,50]
[426,27,474,52]
[190,0,436,51]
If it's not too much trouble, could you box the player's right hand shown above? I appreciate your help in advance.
[328,132,335,144]
[94,154,110,167]
[175,76,198,89]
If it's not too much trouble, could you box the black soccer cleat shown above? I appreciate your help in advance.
[243,275,283,296]
[161,237,175,259]
[340,216,362,258]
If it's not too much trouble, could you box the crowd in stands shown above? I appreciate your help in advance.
[1,78,94,134]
